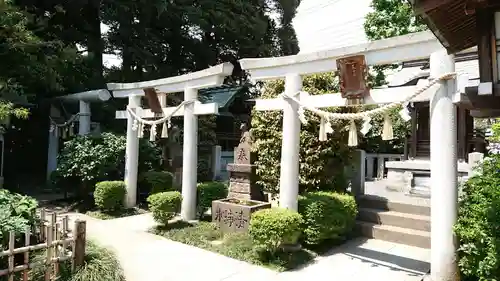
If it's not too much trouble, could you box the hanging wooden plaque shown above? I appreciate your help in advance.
[336,55,370,100]
[144,88,163,114]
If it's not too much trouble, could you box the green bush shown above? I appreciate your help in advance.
[55,132,161,195]
[249,208,303,254]
[298,191,357,245]
[30,240,125,281]
[252,74,354,196]
[0,189,38,246]
[454,154,500,281]
[197,182,228,217]
[147,191,182,225]
[94,181,127,211]
[140,171,174,194]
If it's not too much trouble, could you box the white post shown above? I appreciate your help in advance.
[279,74,302,211]
[46,127,59,180]
[212,145,222,180]
[181,88,198,221]
[124,96,141,208]
[430,49,458,281]
[78,101,91,135]
[468,152,484,177]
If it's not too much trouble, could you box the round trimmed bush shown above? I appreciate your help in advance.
[249,208,304,254]
[298,191,357,245]
[147,191,182,225]
[141,171,174,194]
[94,181,127,211]
[197,182,228,217]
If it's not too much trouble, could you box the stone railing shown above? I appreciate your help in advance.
[365,153,404,180]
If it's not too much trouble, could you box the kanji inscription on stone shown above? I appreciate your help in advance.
[212,198,270,233]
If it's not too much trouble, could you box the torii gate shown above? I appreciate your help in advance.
[107,63,233,221]
[240,31,471,281]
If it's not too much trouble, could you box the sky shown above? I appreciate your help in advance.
[102,0,373,68]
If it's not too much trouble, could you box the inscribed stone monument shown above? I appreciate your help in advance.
[226,123,264,201]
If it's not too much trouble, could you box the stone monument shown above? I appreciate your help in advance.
[226,123,264,201]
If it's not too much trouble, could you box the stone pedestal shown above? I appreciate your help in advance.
[227,164,263,200]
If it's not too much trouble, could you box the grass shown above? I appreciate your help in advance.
[85,207,147,220]
[151,221,317,272]
[29,240,125,281]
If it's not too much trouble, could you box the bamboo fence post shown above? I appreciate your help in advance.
[72,220,86,271]
[40,209,46,242]
[45,225,53,281]
[23,227,30,281]
[8,231,14,281]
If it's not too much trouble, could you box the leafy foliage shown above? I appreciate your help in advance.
[364,0,427,41]
[196,181,228,218]
[298,191,357,245]
[454,154,500,280]
[140,171,174,195]
[94,181,127,211]
[249,208,304,254]
[147,191,182,225]
[252,73,354,196]
[55,132,161,190]
[30,240,125,281]
[0,189,38,247]
[358,105,410,153]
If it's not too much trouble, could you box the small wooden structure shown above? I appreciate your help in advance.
[0,210,86,281]
[408,0,500,114]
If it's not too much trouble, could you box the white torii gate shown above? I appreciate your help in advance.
[47,89,112,180]
[107,63,234,221]
[240,30,470,281]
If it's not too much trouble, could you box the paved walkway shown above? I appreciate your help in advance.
[67,213,429,281]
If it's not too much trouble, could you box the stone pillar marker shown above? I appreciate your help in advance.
[227,123,264,201]
[430,49,458,281]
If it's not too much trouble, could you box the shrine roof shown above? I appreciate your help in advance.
[388,50,479,87]
[199,85,244,109]
[407,0,500,53]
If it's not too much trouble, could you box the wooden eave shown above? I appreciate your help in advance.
[408,0,500,53]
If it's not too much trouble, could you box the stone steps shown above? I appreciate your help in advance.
[356,194,431,249]
[357,208,430,232]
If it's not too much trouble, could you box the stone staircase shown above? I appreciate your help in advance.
[355,194,430,249]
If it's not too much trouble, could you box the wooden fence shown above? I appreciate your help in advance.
[0,210,86,281]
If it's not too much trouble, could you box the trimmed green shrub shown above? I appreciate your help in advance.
[94,181,127,211]
[454,154,500,281]
[249,208,303,254]
[147,191,182,225]
[252,74,354,196]
[140,171,174,194]
[30,240,125,281]
[298,191,357,245]
[197,182,228,217]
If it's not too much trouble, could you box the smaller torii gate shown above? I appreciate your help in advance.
[47,89,112,180]
[107,63,234,221]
